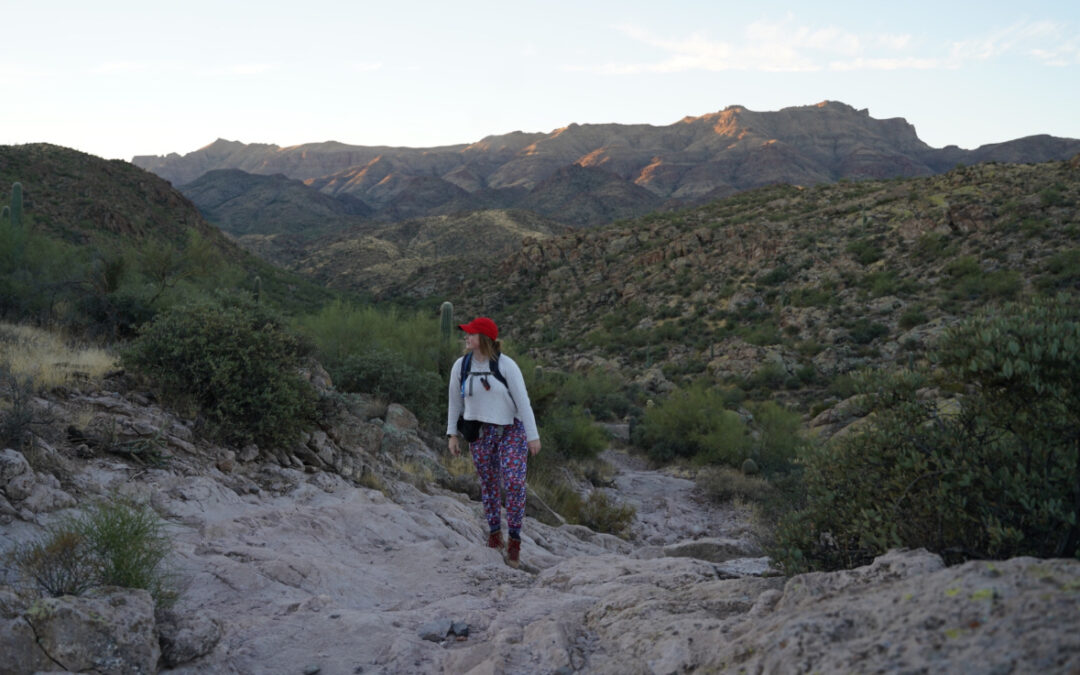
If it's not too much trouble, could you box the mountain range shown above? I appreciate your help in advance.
[135,101,1080,229]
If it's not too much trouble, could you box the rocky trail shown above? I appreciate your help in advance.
[3,386,1079,674]
[150,444,768,674]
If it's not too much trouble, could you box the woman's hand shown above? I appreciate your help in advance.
[448,435,460,456]
[527,439,541,456]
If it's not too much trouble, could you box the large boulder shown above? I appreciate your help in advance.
[157,607,222,668]
[21,588,160,674]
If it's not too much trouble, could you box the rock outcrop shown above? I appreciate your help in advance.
[0,588,159,675]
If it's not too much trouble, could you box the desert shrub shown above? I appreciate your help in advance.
[748,400,805,474]
[773,295,1080,573]
[898,307,929,330]
[9,497,175,604]
[635,384,749,464]
[543,409,609,461]
[948,269,1022,302]
[1036,248,1080,292]
[847,318,889,344]
[739,321,783,346]
[72,283,157,341]
[1039,184,1067,207]
[696,466,773,504]
[759,264,793,285]
[8,529,98,598]
[73,498,176,604]
[297,300,451,375]
[576,491,636,537]
[122,296,317,448]
[0,215,86,324]
[0,368,39,450]
[334,348,442,425]
[913,232,955,260]
[744,362,787,393]
[789,284,835,308]
[553,368,635,421]
[944,255,980,278]
[845,238,883,265]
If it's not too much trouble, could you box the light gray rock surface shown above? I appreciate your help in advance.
[1,384,1078,674]
[10,588,160,675]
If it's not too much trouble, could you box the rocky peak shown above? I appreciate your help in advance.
[135,102,1080,228]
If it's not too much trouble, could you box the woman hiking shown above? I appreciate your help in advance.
[446,316,541,568]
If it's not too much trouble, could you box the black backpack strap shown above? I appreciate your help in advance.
[458,352,472,399]
[491,355,515,406]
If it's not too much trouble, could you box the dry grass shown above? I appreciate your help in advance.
[0,322,117,390]
[696,466,774,504]
[440,453,474,477]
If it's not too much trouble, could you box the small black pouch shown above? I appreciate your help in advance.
[457,416,483,443]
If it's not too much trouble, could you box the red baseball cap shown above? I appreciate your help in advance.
[459,317,498,341]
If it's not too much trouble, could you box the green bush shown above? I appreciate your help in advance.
[297,300,451,374]
[73,498,176,605]
[846,238,883,265]
[789,284,836,308]
[1037,249,1080,292]
[898,307,929,330]
[847,318,889,344]
[335,348,443,425]
[10,497,175,604]
[759,264,793,285]
[543,409,609,461]
[948,269,1022,302]
[122,296,316,448]
[748,400,805,474]
[635,384,749,464]
[773,295,1080,573]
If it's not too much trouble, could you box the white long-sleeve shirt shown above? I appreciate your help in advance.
[446,353,540,442]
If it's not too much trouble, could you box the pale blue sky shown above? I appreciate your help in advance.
[2,1,1078,161]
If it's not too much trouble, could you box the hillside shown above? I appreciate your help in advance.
[448,157,1080,412]
[0,143,338,316]
[136,101,1080,227]
[179,169,372,238]
[244,209,565,297]
[0,143,227,248]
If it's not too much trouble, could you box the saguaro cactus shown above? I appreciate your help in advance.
[253,275,262,304]
[10,182,22,227]
[0,206,9,224]
[440,301,453,344]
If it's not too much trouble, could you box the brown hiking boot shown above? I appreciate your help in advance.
[507,538,521,568]
[487,530,504,550]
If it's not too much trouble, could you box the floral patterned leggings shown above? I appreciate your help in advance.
[470,418,528,536]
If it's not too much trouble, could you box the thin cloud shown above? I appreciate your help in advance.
[90,61,152,75]
[223,64,272,76]
[581,17,1076,74]
[1029,40,1079,67]
[829,56,942,72]
[948,20,1063,62]
[351,62,384,73]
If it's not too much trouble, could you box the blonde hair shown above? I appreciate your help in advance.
[477,334,501,361]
